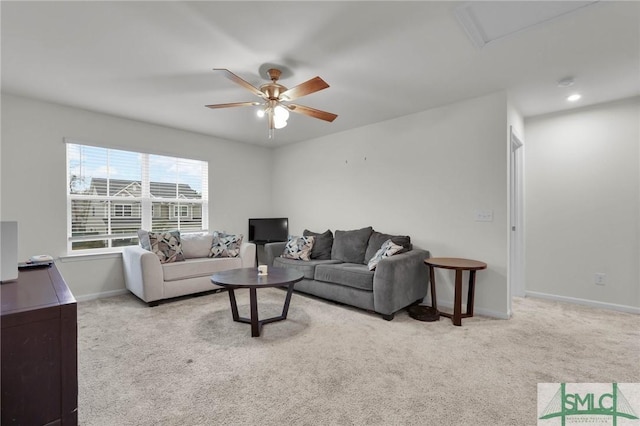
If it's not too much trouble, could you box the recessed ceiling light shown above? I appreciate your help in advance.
[567,94,582,102]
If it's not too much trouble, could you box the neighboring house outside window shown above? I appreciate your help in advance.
[171,205,191,219]
[66,141,209,253]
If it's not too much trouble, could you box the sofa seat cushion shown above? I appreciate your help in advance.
[314,263,374,291]
[163,257,242,282]
[274,257,341,280]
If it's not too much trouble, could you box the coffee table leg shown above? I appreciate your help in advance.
[466,270,476,317]
[453,270,463,326]
[249,287,260,337]
[228,289,239,322]
[429,265,438,310]
[281,284,295,319]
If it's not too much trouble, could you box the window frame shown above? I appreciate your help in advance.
[66,140,209,254]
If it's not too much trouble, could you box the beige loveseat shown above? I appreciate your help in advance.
[122,232,255,306]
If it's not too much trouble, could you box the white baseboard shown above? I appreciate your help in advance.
[525,291,640,315]
[75,288,129,302]
[434,301,511,320]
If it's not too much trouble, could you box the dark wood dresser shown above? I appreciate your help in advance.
[1,264,78,425]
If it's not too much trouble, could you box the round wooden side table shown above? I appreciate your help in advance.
[424,257,487,326]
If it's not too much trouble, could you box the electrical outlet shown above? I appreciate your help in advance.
[474,210,494,222]
[594,273,606,286]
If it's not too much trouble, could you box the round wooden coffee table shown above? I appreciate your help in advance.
[211,267,304,337]
[424,258,487,326]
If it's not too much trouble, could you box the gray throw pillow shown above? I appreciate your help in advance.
[331,226,373,264]
[137,229,151,251]
[303,229,333,260]
[364,231,411,264]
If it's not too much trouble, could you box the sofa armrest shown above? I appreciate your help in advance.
[122,245,164,303]
[263,242,287,266]
[373,248,430,315]
[240,242,256,268]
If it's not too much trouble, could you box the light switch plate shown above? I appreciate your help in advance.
[475,210,494,222]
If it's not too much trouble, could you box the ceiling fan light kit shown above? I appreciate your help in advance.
[206,67,337,139]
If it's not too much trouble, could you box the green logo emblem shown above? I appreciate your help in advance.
[539,383,639,425]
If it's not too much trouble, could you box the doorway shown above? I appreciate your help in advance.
[509,126,525,309]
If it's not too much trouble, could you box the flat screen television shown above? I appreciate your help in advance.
[248,218,288,243]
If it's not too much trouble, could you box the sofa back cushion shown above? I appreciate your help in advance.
[303,229,334,260]
[331,226,373,264]
[364,231,412,264]
[181,232,215,259]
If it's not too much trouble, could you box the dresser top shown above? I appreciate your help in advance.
[1,264,75,318]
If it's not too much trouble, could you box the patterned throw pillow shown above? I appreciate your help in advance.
[281,235,315,261]
[367,239,404,271]
[148,231,185,264]
[209,232,243,258]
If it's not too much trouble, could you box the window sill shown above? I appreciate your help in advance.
[58,251,122,263]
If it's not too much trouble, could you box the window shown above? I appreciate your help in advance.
[66,141,208,253]
[114,204,134,217]
[171,205,191,219]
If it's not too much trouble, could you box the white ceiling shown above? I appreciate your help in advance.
[2,1,639,147]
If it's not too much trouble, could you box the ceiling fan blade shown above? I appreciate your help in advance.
[213,68,265,98]
[287,104,338,122]
[205,101,261,109]
[279,77,329,101]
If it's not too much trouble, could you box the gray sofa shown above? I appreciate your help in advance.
[264,226,429,320]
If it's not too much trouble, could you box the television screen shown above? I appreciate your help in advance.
[248,218,288,243]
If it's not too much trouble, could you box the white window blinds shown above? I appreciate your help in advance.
[66,141,208,253]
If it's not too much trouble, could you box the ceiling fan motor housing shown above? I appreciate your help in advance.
[266,68,282,81]
[260,82,287,100]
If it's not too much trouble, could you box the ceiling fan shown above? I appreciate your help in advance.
[206,68,337,138]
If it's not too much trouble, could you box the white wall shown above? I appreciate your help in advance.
[524,96,640,311]
[0,93,272,299]
[272,92,511,318]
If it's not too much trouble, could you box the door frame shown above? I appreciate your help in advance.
[509,126,525,307]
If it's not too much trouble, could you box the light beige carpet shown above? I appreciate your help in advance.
[78,289,639,426]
